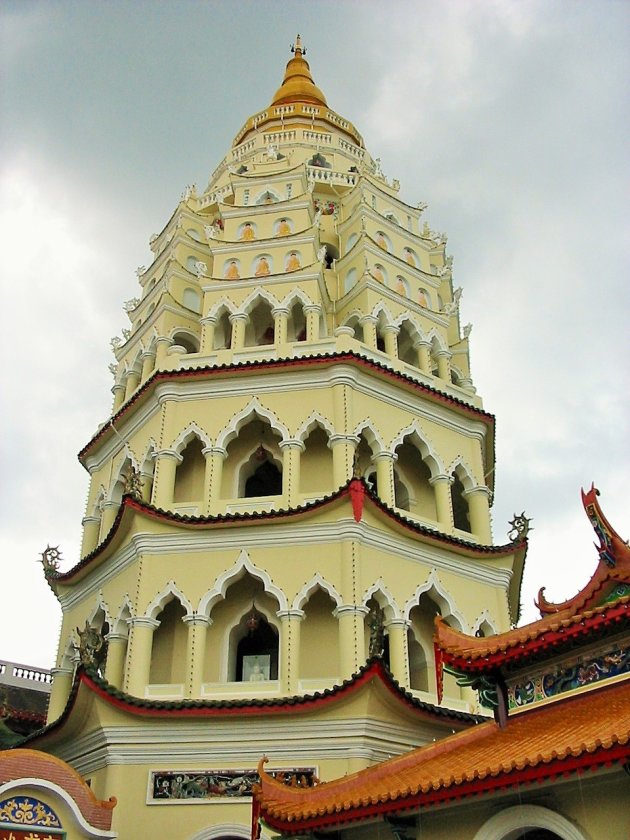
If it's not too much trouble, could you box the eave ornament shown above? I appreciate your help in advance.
[508,512,533,542]
[39,544,62,578]
[75,620,108,674]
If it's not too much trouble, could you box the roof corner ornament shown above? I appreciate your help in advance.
[443,287,463,316]
[291,34,305,56]
[39,544,62,578]
[75,620,108,675]
[508,512,533,542]
[581,483,622,568]
[123,465,144,501]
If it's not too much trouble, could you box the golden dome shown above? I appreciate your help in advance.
[271,35,327,107]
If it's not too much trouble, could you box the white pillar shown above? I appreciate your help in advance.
[47,666,75,723]
[124,369,141,400]
[304,304,320,342]
[229,312,248,349]
[81,515,101,556]
[382,324,399,358]
[464,485,493,544]
[371,451,397,507]
[183,615,212,697]
[125,617,160,697]
[385,618,410,687]
[335,605,369,679]
[279,439,305,507]
[200,314,217,354]
[272,306,289,346]
[359,315,378,350]
[206,446,227,515]
[429,474,454,531]
[99,501,119,539]
[111,383,125,412]
[104,632,128,688]
[277,609,304,694]
[435,349,452,381]
[329,434,359,487]
[152,449,182,509]
[414,340,431,374]
[155,335,173,368]
[140,351,156,382]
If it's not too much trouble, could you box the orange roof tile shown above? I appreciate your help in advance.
[255,679,630,832]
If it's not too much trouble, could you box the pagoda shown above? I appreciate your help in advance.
[1,39,527,840]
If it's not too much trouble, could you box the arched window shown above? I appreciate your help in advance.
[394,437,436,520]
[172,331,199,354]
[344,268,357,293]
[183,287,201,313]
[149,599,188,686]
[299,589,339,681]
[221,420,283,502]
[300,426,333,494]
[174,438,205,503]
[287,302,306,342]
[245,300,274,346]
[243,457,282,498]
[345,315,364,342]
[397,321,418,366]
[229,609,279,682]
[213,310,232,350]
[451,472,471,532]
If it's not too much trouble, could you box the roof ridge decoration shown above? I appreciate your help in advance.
[536,484,630,615]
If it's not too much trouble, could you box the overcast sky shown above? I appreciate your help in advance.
[1,1,628,669]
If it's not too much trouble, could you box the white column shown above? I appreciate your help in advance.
[183,615,212,697]
[429,474,454,531]
[371,451,397,507]
[279,439,305,507]
[385,618,410,687]
[155,335,173,368]
[99,501,119,538]
[272,306,289,346]
[124,369,141,400]
[111,383,126,412]
[359,315,378,350]
[277,609,304,694]
[200,314,217,354]
[104,632,128,688]
[382,324,399,358]
[152,449,182,509]
[125,617,160,697]
[435,349,452,381]
[329,434,359,487]
[229,312,248,349]
[47,666,75,723]
[81,515,101,556]
[304,304,320,342]
[335,605,369,679]
[414,339,431,374]
[206,446,227,515]
[464,485,493,544]
[140,351,156,382]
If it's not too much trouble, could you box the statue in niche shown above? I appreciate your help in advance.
[286,252,301,272]
[418,288,428,307]
[225,260,240,280]
[276,218,291,236]
[372,265,385,284]
[240,222,256,241]
[396,277,408,297]
[404,248,415,267]
[368,606,385,657]
[204,224,216,240]
[193,261,207,277]
[267,144,278,160]
[255,257,271,277]
[463,323,473,339]
[376,232,388,251]
[444,287,463,315]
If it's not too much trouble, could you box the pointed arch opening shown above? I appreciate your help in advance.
[245,299,275,347]
[397,320,419,367]
[221,418,283,502]
[149,598,188,687]
[299,424,333,495]
[213,308,233,350]
[408,587,463,700]
[286,300,307,342]
[363,595,391,670]
[394,435,437,520]
[451,469,472,533]
[174,436,206,504]
[299,588,340,683]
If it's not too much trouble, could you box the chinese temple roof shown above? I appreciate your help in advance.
[434,486,630,673]
[254,678,630,833]
[22,659,479,749]
[49,478,525,590]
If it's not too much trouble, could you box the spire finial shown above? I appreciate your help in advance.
[291,34,305,56]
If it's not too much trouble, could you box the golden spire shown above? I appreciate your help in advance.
[271,34,327,107]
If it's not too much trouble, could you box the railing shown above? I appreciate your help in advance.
[0,659,53,689]
[307,166,357,186]
[338,138,365,160]
[303,130,332,145]
[262,130,297,144]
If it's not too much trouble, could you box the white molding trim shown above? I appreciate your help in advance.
[199,548,288,615]
[473,804,591,840]
[293,573,342,610]
[216,397,289,450]
[362,578,401,620]
[403,568,468,632]
[188,823,272,840]
[144,580,194,619]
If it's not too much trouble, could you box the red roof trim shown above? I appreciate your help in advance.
[53,479,523,584]
[78,352,494,460]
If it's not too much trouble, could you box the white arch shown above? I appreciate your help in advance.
[188,823,273,840]
[448,457,477,491]
[281,287,315,309]
[473,804,591,840]
[390,420,443,475]
[296,410,335,442]
[90,485,107,517]
[108,452,138,502]
[86,593,111,628]
[362,579,401,620]
[111,596,133,635]
[254,186,281,205]
[394,313,425,340]
[472,609,498,636]
[0,779,117,838]
[370,300,395,322]
[293,573,342,611]
[427,329,448,353]
[403,569,468,631]
[140,438,158,473]
[207,297,237,320]
[240,287,280,314]
[354,420,384,453]
[217,398,289,450]
[170,421,213,453]
[198,548,288,616]
[144,580,194,620]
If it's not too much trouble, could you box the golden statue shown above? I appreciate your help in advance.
[240,222,255,241]
[225,260,240,280]
[372,266,385,284]
[286,252,301,272]
[276,218,291,236]
[376,232,388,251]
[255,257,271,277]
[396,277,408,296]
[418,288,428,307]
[404,248,415,267]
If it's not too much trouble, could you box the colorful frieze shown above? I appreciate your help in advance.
[508,644,629,710]
[0,831,63,840]
[149,767,316,802]
[0,797,63,840]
